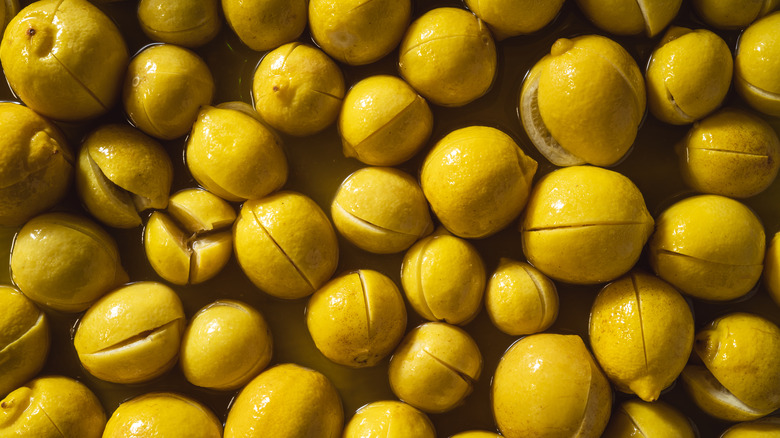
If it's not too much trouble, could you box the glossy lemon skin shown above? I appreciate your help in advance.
[138,0,221,47]
[464,0,565,39]
[693,0,780,29]
[602,399,696,438]
[575,0,681,36]
[735,12,780,116]
[103,392,222,438]
[721,418,780,437]
[0,285,48,398]
[343,400,436,438]
[223,0,306,52]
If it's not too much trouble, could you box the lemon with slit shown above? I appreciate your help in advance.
[693,0,779,29]
[602,399,696,438]
[464,0,565,39]
[223,0,306,52]
[575,0,681,36]
[138,0,221,47]
[344,400,436,438]
[764,232,780,307]
[735,12,780,116]
[103,392,222,438]
[0,0,128,121]
[520,35,645,166]
[721,418,780,437]
[0,286,48,398]
[451,432,500,438]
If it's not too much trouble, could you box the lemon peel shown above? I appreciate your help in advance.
[576,0,681,36]
[223,0,306,52]
[735,12,780,116]
[103,393,222,438]
[138,0,220,47]
[344,401,436,438]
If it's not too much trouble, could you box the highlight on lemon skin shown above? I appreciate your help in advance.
[102,392,222,438]
[138,0,221,48]
[223,0,306,52]
[343,400,436,438]
[735,12,780,116]
[692,0,780,29]
[575,0,682,37]
[720,417,780,437]
[602,399,696,438]
[0,285,49,398]
[464,0,565,39]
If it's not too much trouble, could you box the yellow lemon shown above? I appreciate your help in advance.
[521,166,654,284]
[344,401,436,438]
[649,195,765,301]
[421,126,537,239]
[138,0,221,47]
[0,102,73,227]
[339,75,432,166]
[103,392,222,438]
[602,399,696,438]
[0,0,128,121]
[0,376,105,437]
[253,43,345,137]
[721,418,780,437]
[693,0,779,29]
[74,281,185,384]
[0,286,48,398]
[399,7,496,107]
[224,363,344,438]
[575,0,681,36]
[589,271,694,401]
[646,27,732,125]
[735,12,780,116]
[0,1,19,39]
[223,0,306,52]
[677,107,780,198]
[492,333,612,438]
[10,212,128,312]
[388,322,482,413]
[764,232,780,306]
[332,167,433,254]
[464,0,565,39]
[234,191,339,299]
[450,432,500,438]
[520,35,645,166]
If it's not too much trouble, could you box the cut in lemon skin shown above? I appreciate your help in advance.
[735,12,780,116]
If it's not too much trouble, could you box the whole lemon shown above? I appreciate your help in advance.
[520,35,645,166]
[602,399,696,438]
[0,102,73,227]
[123,44,215,140]
[0,285,48,398]
[677,107,780,198]
[10,212,129,312]
[492,333,612,438]
[735,12,780,116]
[721,418,780,437]
[575,0,681,37]
[421,126,537,239]
[224,363,344,438]
[0,376,106,438]
[464,0,565,39]
[138,0,221,47]
[223,0,306,52]
[399,7,496,107]
[521,166,654,284]
[646,27,732,125]
[339,75,433,166]
[344,400,436,438]
[450,432,500,438]
[103,392,222,438]
[693,0,779,29]
[764,232,780,307]
[0,0,128,121]
[180,300,272,390]
[649,195,765,301]
[589,271,694,401]
[253,42,345,136]
[73,282,185,384]
[234,191,339,299]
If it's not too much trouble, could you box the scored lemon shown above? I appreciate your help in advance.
[0,0,18,41]
[575,0,681,36]
[0,285,48,398]
[138,0,221,47]
[223,0,306,52]
[721,418,780,437]
[450,432,500,438]
[464,0,565,39]
[692,0,780,29]
[103,392,222,438]
[602,399,696,438]
[344,401,435,438]
[735,12,780,116]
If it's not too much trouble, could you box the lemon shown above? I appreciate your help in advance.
[682,313,780,421]
[0,0,128,121]
[138,0,221,47]
[0,376,106,438]
[388,322,482,413]
[223,0,306,52]
[224,363,344,438]
[765,232,780,306]
[253,42,345,137]
[602,399,696,438]
[103,392,222,438]
[693,0,779,29]
[649,195,765,301]
[332,167,433,254]
[399,7,496,107]
[10,212,128,312]
[0,102,73,227]
[575,0,681,36]
[485,258,558,336]
[234,191,339,299]
[401,228,486,325]
[307,270,406,368]
[0,1,19,40]
[521,166,654,284]
[721,418,780,437]
[74,281,185,384]
[76,124,173,229]
[735,12,780,116]
[492,333,612,438]
[450,432,500,438]
[589,271,694,401]
[677,107,780,198]
[0,286,48,398]
[464,0,565,39]
[646,27,732,125]
[421,126,537,238]
[520,35,645,166]
[339,75,433,166]
[344,400,436,438]
[186,102,288,201]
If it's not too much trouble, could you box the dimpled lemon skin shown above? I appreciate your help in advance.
[10,212,129,312]
[124,44,215,140]
[575,0,681,36]
[678,107,780,198]
[492,333,612,438]
[138,0,221,47]
[223,0,306,52]
[735,12,780,116]
[521,166,654,285]
[0,286,48,398]
[693,0,779,29]
[224,363,344,438]
[465,0,564,38]
[103,393,222,438]
[722,418,780,437]
[0,102,73,227]
[421,126,537,239]
[649,195,765,301]
[343,400,436,438]
[602,399,696,438]
[0,376,106,438]
[399,8,496,107]
[0,0,128,121]
[589,271,694,402]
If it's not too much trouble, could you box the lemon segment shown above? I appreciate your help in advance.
[735,12,780,116]
[344,400,436,438]
[0,286,49,398]
[450,432,501,438]
[103,392,222,438]
[223,0,306,52]
[138,0,221,47]
[682,365,772,422]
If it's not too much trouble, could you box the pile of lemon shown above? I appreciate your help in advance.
[1,0,780,437]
